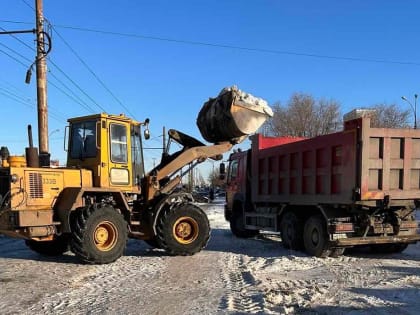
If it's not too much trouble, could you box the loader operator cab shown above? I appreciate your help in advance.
[66,113,149,192]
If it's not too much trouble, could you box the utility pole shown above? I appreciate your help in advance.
[36,0,50,166]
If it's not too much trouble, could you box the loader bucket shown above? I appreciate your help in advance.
[197,86,273,143]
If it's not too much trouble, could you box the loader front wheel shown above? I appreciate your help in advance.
[156,203,210,256]
[25,234,70,256]
[70,205,128,264]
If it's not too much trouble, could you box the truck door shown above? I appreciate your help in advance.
[107,120,132,187]
[226,156,241,211]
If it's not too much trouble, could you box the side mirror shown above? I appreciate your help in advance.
[144,129,150,140]
[143,118,150,140]
[219,162,226,175]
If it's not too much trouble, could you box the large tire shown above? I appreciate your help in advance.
[25,234,70,256]
[280,211,303,250]
[70,205,128,264]
[370,243,408,254]
[156,203,210,256]
[230,211,259,238]
[303,215,331,258]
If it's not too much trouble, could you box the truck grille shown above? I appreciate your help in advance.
[28,172,43,199]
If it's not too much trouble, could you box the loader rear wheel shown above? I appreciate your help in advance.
[25,234,70,256]
[156,203,210,256]
[280,211,303,250]
[303,215,331,258]
[70,205,128,264]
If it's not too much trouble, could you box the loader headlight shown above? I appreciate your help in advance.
[10,174,19,183]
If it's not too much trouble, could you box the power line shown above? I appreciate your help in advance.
[20,0,35,11]
[47,57,108,112]
[48,77,95,114]
[0,42,32,62]
[0,41,94,116]
[3,12,135,117]
[51,26,136,118]
[0,48,28,67]
[0,85,66,121]
[1,24,106,114]
[0,88,64,123]
[0,26,35,52]
[2,19,419,66]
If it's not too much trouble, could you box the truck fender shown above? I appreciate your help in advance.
[54,187,130,233]
[151,192,194,235]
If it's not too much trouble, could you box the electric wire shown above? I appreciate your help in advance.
[0,48,28,67]
[0,26,35,52]
[20,0,35,11]
[0,88,64,123]
[47,58,107,112]
[0,40,96,114]
[4,7,132,117]
[48,77,95,114]
[2,20,419,66]
[51,26,136,118]
[0,85,66,121]
[1,23,107,114]
[0,41,32,63]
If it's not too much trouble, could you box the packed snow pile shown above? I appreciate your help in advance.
[197,86,273,144]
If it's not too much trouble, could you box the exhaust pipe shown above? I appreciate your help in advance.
[25,125,39,167]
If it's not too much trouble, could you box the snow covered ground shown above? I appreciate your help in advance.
[0,199,419,314]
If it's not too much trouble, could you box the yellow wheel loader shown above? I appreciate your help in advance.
[0,87,272,264]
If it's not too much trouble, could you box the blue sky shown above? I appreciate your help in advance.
[1,0,420,178]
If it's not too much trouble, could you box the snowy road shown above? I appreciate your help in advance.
[0,200,419,314]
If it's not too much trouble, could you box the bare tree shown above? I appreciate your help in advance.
[266,92,341,137]
[369,103,410,128]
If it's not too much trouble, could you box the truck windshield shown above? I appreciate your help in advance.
[70,120,97,159]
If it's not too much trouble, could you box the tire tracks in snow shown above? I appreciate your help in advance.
[220,254,265,314]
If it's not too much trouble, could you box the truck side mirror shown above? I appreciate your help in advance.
[219,163,226,180]
[219,162,226,174]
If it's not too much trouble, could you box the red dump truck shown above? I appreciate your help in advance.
[224,111,420,257]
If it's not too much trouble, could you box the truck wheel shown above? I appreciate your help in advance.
[70,205,128,264]
[370,243,408,254]
[280,212,303,250]
[303,215,331,258]
[25,235,70,256]
[230,212,259,238]
[156,203,210,256]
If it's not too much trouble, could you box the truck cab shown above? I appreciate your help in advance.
[224,150,249,222]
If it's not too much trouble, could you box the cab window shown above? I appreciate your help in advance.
[70,120,97,159]
[110,124,128,163]
[228,159,239,182]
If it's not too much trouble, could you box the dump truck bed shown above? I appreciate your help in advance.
[251,116,420,205]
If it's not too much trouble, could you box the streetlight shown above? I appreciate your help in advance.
[401,94,418,129]
[49,129,60,137]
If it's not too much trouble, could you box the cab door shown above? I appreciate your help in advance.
[106,120,132,188]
